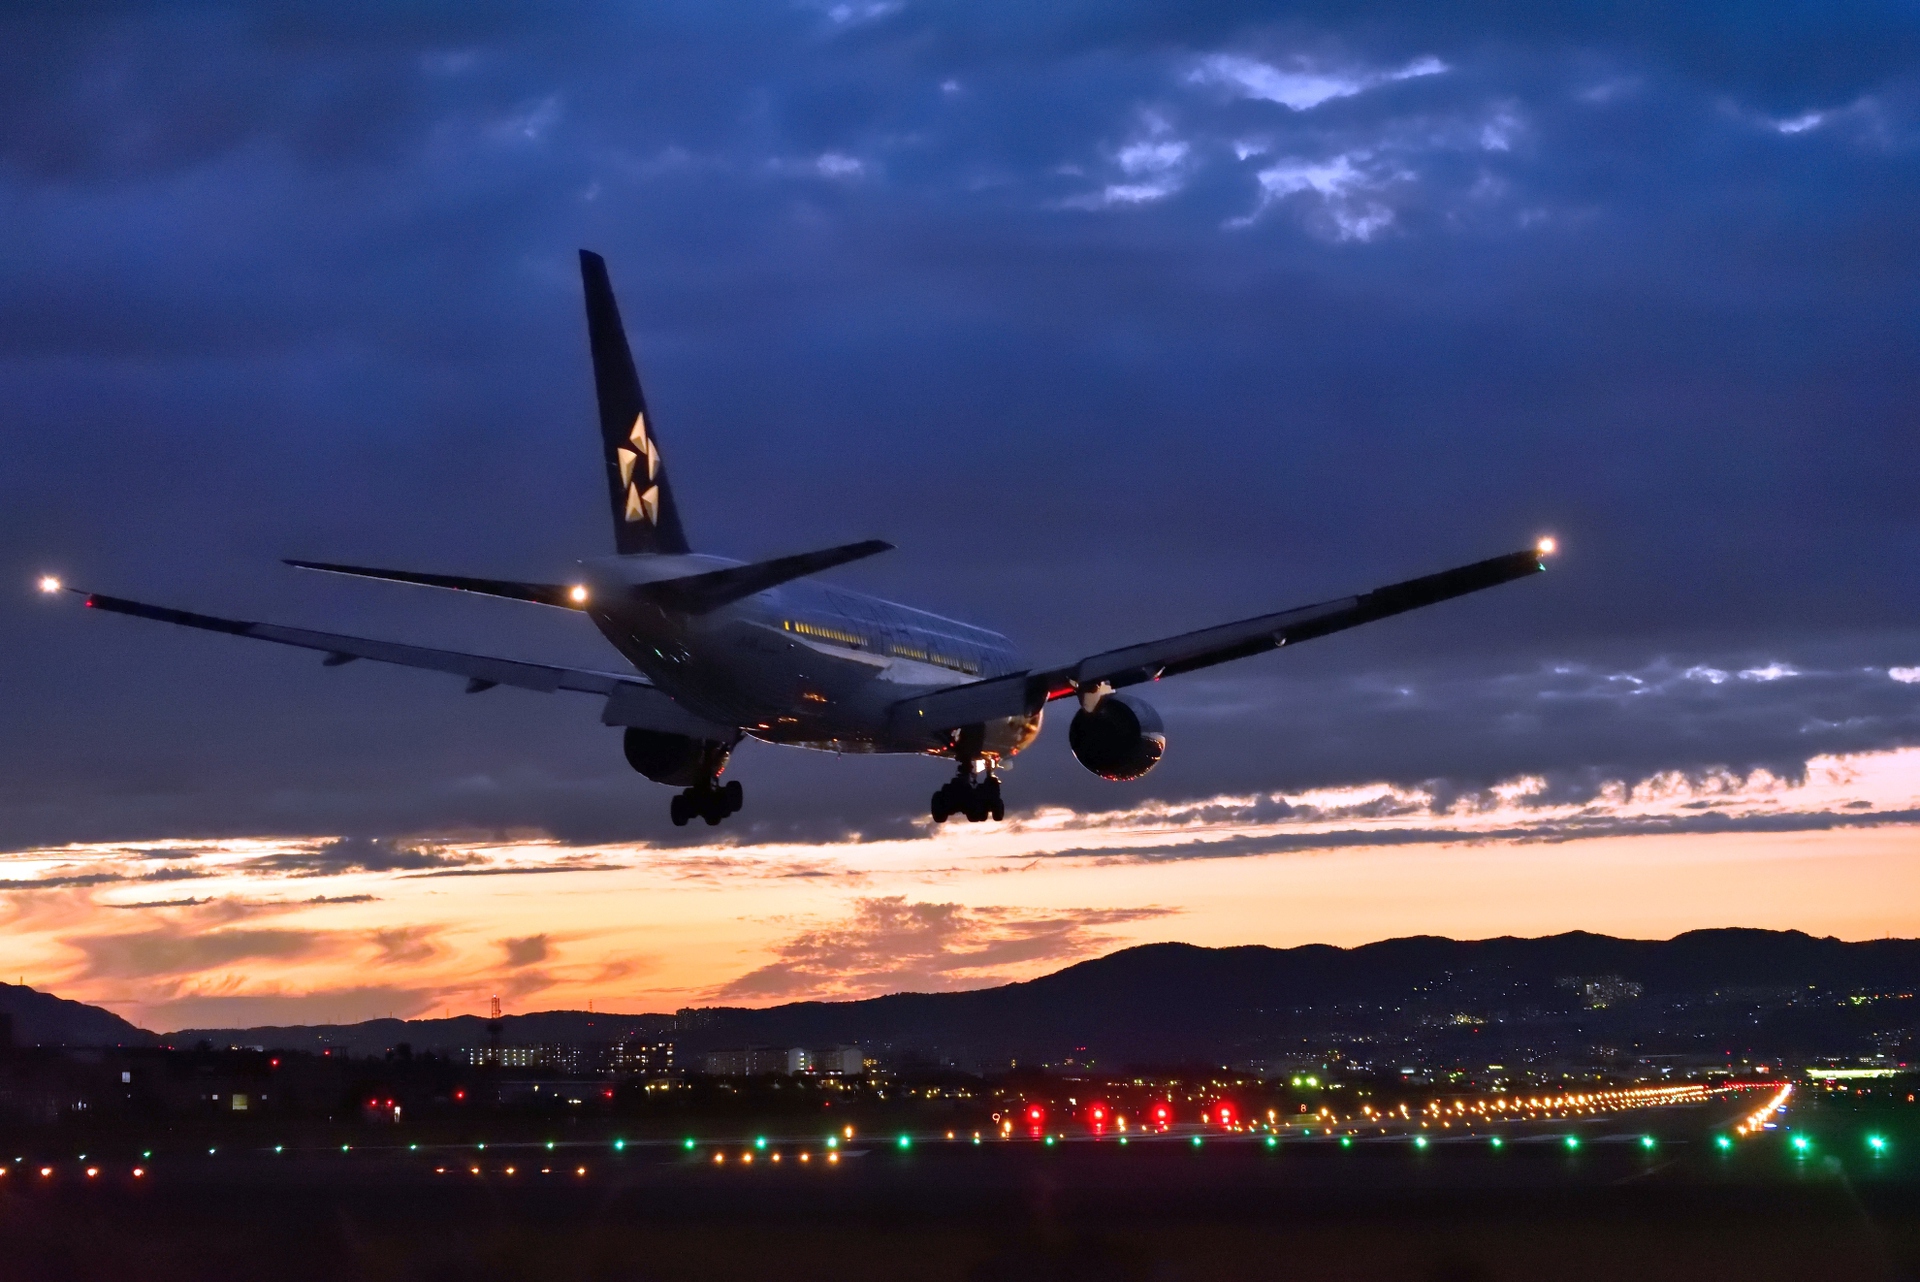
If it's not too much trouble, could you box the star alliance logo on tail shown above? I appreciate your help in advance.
[620,411,660,523]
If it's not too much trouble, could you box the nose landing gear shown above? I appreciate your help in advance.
[931,760,1004,824]
[671,778,743,827]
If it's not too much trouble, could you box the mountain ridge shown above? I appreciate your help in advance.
[14,929,1918,1063]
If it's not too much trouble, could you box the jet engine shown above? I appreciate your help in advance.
[622,727,731,787]
[1067,693,1165,781]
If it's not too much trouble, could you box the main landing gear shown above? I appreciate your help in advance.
[931,761,1004,824]
[671,778,743,827]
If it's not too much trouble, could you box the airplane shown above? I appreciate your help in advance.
[40,251,1557,828]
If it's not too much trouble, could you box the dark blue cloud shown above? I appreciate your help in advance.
[4,0,1919,846]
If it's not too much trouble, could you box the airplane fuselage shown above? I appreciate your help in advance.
[576,553,1041,758]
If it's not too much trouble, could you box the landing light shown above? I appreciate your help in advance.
[568,585,589,604]
[1536,537,1557,557]
[37,576,61,594]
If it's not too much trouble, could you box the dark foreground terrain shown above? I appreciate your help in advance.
[1,1091,1914,1282]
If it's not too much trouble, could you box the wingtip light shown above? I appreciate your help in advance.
[37,575,62,595]
[1535,537,1557,558]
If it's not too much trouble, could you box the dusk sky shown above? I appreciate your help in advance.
[4,2,1919,1031]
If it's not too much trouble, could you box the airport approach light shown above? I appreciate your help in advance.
[37,575,61,594]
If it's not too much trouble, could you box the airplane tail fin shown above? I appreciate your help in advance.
[580,250,692,556]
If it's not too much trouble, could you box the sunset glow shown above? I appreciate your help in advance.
[6,746,1920,1031]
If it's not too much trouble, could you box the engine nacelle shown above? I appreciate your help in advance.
[623,728,732,787]
[1068,693,1165,781]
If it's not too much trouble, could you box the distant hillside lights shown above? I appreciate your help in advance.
[702,1046,866,1077]
[1556,975,1644,1009]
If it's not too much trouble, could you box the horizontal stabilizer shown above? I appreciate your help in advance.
[643,539,894,615]
[285,560,586,610]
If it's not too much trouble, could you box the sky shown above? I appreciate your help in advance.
[3,1,1919,1030]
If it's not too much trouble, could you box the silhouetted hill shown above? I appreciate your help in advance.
[160,928,1920,1066]
[0,983,155,1047]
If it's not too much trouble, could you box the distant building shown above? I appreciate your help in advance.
[611,1038,674,1076]
[811,1045,865,1076]
[702,1045,865,1077]
[459,1045,599,1071]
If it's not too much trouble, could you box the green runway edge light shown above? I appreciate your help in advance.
[613,1139,626,1151]
[826,1136,838,1149]
[1265,1136,1278,1149]
[1715,1135,1732,1151]
[1640,1136,1656,1150]
[1564,1136,1580,1150]
[1191,1136,1203,1147]
[547,1141,556,1150]
[1791,1135,1810,1155]
[1490,1137,1503,1149]
[1868,1135,1888,1154]
[683,1138,696,1150]
[1414,1136,1428,1149]
[898,1135,912,1149]
[1117,1137,1127,1146]
[1340,1136,1353,1148]
[754,1136,767,1150]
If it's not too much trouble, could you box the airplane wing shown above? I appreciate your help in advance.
[71,590,735,739]
[888,542,1553,737]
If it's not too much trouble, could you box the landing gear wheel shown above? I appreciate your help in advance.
[931,790,953,823]
[723,779,744,815]
[669,794,692,827]
[990,797,1005,822]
